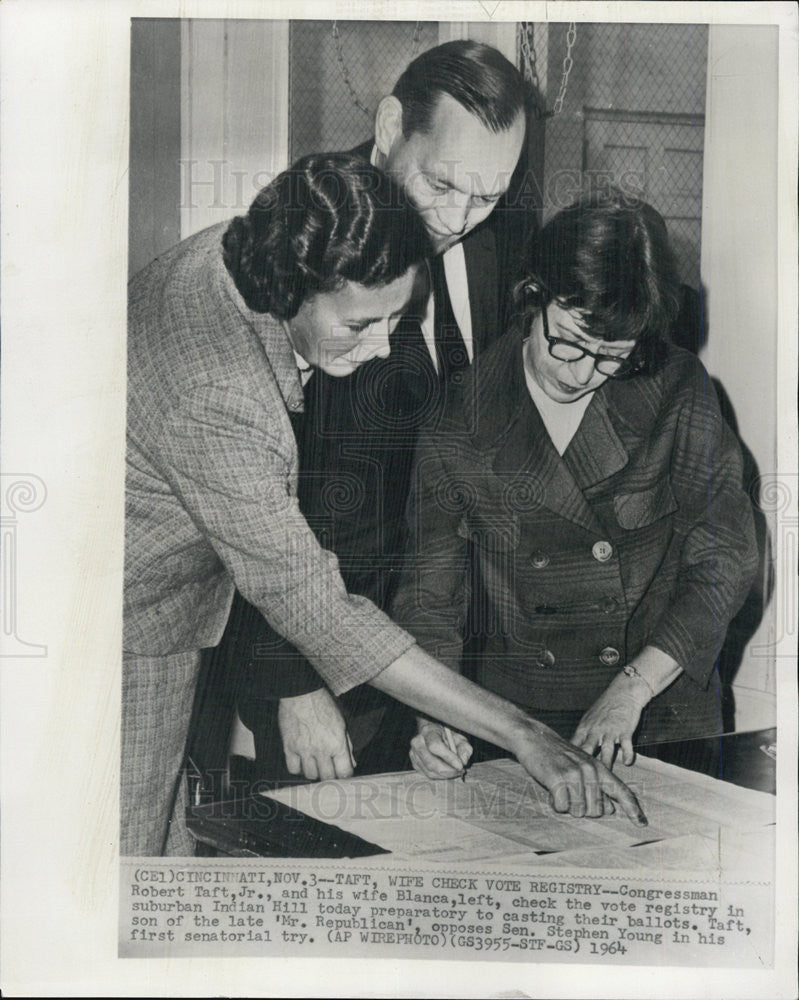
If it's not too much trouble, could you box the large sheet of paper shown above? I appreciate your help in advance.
[266,755,775,872]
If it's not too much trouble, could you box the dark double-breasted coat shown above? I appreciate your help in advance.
[391,330,759,744]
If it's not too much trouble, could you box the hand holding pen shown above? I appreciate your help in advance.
[409,719,473,780]
[442,726,471,781]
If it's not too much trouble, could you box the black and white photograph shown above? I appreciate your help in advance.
[1,2,796,998]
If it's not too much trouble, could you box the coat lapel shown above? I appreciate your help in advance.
[245,308,305,413]
[473,335,603,534]
[563,389,629,489]
[566,369,667,490]
[463,224,499,355]
[218,247,305,413]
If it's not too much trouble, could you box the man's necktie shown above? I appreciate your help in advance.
[429,254,470,382]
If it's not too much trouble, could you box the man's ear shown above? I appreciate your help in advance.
[374,95,404,159]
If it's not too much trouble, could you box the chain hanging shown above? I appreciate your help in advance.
[552,22,577,116]
[519,23,540,93]
[332,21,424,120]
[519,22,577,119]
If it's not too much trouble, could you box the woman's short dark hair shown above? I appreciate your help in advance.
[392,39,530,137]
[223,153,432,319]
[514,191,682,375]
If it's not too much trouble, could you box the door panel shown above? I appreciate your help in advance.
[584,113,705,287]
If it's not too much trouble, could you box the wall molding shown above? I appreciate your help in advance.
[180,19,289,240]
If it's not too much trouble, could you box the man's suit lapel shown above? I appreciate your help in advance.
[388,262,438,403]
[350,139,373,161]
[462,224,499,355]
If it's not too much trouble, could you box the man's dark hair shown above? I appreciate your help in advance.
[223,152,432,319]
[513,190,682,375]
[392,39,530,137]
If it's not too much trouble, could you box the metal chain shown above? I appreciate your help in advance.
[519,23,540,93]
[519,21,577,119]
[552,22,577,116]
[332,21,423,119]
[409,20,423,58]
[332,21,372,118]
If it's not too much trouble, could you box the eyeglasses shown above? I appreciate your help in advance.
[540,303,638,379]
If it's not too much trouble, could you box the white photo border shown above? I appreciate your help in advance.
[1,1,796,997]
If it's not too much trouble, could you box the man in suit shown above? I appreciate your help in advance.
[192,40,534,787]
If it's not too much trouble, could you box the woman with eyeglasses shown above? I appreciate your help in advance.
[392,191,758,779]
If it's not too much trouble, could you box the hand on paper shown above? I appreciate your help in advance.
[278,687,355,781]
[571,673,650,769]
[368,646,647,824]
[571,648,682,770]
[509,716,648,824]
[409,719,473,780]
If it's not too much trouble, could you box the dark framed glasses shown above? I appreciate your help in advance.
[540,301,638,379]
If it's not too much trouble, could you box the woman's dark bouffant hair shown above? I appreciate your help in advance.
[222,153,432,319]
[513,190,682,375]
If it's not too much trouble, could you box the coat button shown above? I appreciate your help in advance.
[599,646,621,667]
[538,649,556,668]
[592,540,614,562]
[601,597,619,613]
[530,551,550,569]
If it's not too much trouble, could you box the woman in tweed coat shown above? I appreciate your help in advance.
[124,156,645,855]
[393,193,758,779]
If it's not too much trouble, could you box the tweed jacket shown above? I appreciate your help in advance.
[391,330,759,742]
[124,223,415,695]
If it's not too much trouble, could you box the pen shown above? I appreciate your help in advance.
[442,726,467,782]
